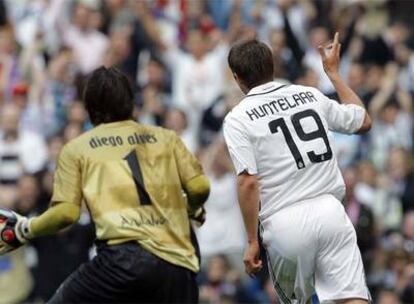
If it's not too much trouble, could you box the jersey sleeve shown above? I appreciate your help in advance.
[314,88,366,134]
[51,144,82,206]
[173,132,204,185]
[223,115,257,175]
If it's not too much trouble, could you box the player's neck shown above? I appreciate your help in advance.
[251,79,273,88]
[245,79,275,94]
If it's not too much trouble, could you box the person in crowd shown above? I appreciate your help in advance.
[377,290,402,304]
[368,64,413,170]
[164,108,196,152]
[197,138,245,272]
[355,160,403,233]
[343,166,376,272]
[62,1,109,76]
[0,104,48,206]
[198,254,258,303]
[385,147,414,214]
[0,0,412,302]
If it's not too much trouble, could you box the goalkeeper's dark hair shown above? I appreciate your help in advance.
[228,39,274,90]
[83,66,134,125]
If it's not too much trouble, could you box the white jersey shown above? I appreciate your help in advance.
[223,81,366,221]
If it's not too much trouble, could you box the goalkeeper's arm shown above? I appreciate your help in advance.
[30,202,80,237]
[184,175,210,225]
[0,202,80,254]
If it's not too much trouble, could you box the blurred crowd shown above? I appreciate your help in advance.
[0,0,414,303]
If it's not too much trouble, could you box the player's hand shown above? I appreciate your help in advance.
[318,32,341,77]
[190,207,206,227]
[0,208,31,255]
[243,241,263,277]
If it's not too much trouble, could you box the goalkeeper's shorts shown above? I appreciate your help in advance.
[48,241,198,303]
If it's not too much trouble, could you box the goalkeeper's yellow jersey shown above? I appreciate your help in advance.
[51,120,204,272]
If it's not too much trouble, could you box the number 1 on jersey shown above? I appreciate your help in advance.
[124,150,152,206]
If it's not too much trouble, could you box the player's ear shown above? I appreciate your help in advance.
[232,73,249,94]
[232,73,243,87]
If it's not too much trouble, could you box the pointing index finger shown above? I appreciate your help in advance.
[318,45,326,60]
[334,32,339,45]
[333,32,340,50]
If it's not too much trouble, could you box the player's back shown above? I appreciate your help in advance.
[53,120,202,272]
[223,82,365,220]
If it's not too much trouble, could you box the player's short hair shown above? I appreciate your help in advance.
[228,39,274,89]
[83,66,134,125]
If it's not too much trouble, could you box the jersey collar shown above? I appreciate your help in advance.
[246,81,287,97]
[100,120,137,128]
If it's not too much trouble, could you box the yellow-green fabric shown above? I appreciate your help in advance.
[48,120,207,272]
[30,202,80,237]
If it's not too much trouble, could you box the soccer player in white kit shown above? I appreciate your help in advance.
[223,33,372,304]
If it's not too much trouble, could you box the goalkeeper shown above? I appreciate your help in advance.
[0,67,210,303]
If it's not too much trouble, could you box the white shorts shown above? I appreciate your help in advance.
[260,194,370,304]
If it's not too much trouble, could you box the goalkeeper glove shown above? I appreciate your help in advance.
[190,207,206,227]
[0,208,32,255]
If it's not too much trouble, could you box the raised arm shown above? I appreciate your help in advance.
[281,5,305,65]
[318,33,372,133]
[369,64,412,117]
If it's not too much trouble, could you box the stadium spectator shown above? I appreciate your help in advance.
[368,64,413,170]
[66,100,89,131]
[377,289,401,304]
[356,160,403,233]
[0,25,21,105]
[268,29,301,82]
[343,166,376,272]
[164,108,196,152]
[0,0,413,302]
[62,1,109,75]
[0,103,47,206]
[303,26,335,94]
[0,249,33,303]
[200,86,242,147]
[386,147,414,214]
[197,138,245,270]
[166,28,228,151]
[198,254,257,303]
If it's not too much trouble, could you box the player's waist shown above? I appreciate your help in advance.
[94,240,197,271]
[94,238,199,273]
[259,193,342,222]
